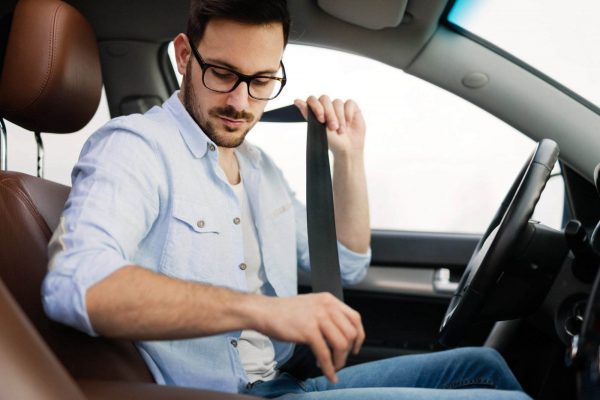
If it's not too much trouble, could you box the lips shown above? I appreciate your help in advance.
[208,106,254,129]
[219,116,246,129]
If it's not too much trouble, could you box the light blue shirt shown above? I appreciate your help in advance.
[42,92,371,393]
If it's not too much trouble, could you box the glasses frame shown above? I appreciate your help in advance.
[188,42,287,101]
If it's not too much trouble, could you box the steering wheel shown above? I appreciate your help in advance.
[438,139,559,347]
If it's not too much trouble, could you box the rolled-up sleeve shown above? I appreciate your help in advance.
[335,240,371,286]
[42,121,162,336]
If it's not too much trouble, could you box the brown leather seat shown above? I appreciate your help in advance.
[0,171,156,383]
[0,277,87,399]
[0,2,259,398]
[0,0,155,385]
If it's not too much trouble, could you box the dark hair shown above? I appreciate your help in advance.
[186,0,290,47]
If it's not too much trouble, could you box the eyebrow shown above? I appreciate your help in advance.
[204,57,280,76]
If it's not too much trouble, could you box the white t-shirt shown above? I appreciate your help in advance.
[230,179,278,382]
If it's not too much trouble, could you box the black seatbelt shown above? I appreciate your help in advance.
[260,104,305,123]
[261,105,344,300]
[261,105,344,378]
[305,109,343,301]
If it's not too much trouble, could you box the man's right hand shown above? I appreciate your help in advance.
[253,293,365,384]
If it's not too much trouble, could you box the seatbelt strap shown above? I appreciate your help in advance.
[261,105,344,300]
[260,104,305,123]
[306,109,344,301]
[263,105,344,379]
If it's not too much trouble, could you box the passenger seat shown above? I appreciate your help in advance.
[0,0,155,384]
[0,0,259,399]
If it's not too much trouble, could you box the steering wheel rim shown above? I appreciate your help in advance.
[438,139,560,347]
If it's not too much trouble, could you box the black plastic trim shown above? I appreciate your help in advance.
[371,230,479,269]
[563,164,600,230]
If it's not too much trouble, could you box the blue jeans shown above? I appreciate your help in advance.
[244,347,531,399]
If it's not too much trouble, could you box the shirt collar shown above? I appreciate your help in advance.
[164,92,211,159]
[164,91,262,168]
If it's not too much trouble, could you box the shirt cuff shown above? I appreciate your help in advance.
[337,241,371,286]
[42,251,131,337]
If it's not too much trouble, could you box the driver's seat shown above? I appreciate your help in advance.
[0,0,154,386]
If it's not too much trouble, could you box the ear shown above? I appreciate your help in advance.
[173,33,191,76]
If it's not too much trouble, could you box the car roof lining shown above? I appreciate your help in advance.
[63,0,447,70]
[407,26,600,182]
[23,0,599,183]
[286,0,447,69]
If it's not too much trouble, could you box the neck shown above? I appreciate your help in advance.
[218,146,240,185]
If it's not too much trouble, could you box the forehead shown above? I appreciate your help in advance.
[199,18,284,75]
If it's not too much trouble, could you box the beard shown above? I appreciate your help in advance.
[182,62,257,148]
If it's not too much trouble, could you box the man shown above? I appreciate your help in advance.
[42,0,530,398]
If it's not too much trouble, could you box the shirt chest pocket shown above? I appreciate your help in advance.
[162,199,225,282]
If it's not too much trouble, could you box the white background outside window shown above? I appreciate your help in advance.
[4,43,565,235]
[173,44,563,233]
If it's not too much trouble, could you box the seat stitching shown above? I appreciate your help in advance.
[22,2,64,112]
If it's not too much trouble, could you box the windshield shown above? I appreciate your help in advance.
[448,0,600,109]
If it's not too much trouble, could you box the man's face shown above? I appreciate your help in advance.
[181,19,284,148]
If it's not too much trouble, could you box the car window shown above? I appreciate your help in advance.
[172,43,565,234]
[4,88,110,186]
[448,0,600,109]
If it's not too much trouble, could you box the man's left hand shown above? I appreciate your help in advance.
[294,95,366,158]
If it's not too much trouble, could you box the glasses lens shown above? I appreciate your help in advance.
[249,77,283,100]
[203,65,285,100]
[203,66,239,92]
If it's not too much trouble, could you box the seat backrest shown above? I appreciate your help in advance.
[0,273,86,399]
[0,0,153,384]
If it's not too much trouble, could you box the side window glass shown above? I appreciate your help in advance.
[168,43,183,87]
[168,43,565,234]
[4,88,111,185]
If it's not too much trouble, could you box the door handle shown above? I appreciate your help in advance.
[433,268,459,295]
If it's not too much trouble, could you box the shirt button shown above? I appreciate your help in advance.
[239,263,247,271]
[230,339,238,348]
[233,217,241,225]
[208,143,216,151]
[196,220,205,228]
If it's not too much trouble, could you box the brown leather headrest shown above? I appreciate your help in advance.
[0,0,102,133]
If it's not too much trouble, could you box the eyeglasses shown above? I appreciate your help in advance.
[188,41,287,101]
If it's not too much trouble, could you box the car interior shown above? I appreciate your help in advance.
[1,0,600,399]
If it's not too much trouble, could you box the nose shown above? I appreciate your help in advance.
[225,81,250,111]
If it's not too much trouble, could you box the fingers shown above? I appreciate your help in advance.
[320,318,350,371]
[343,99,358,125]
[312,294,365,380]
[319,95,339,131]
[295,96,360,133]
[330,306,358,352]
[294,96,325,123]
[293,99,308,120]
[343,306,365,354]
[331,302,364,355]
[260,293,365,384]
[308,329,338,384]
[307,95,326,125]
[344,99,365,135]
[332,99,346,132]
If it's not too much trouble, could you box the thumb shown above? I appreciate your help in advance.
[294,99,308,121]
